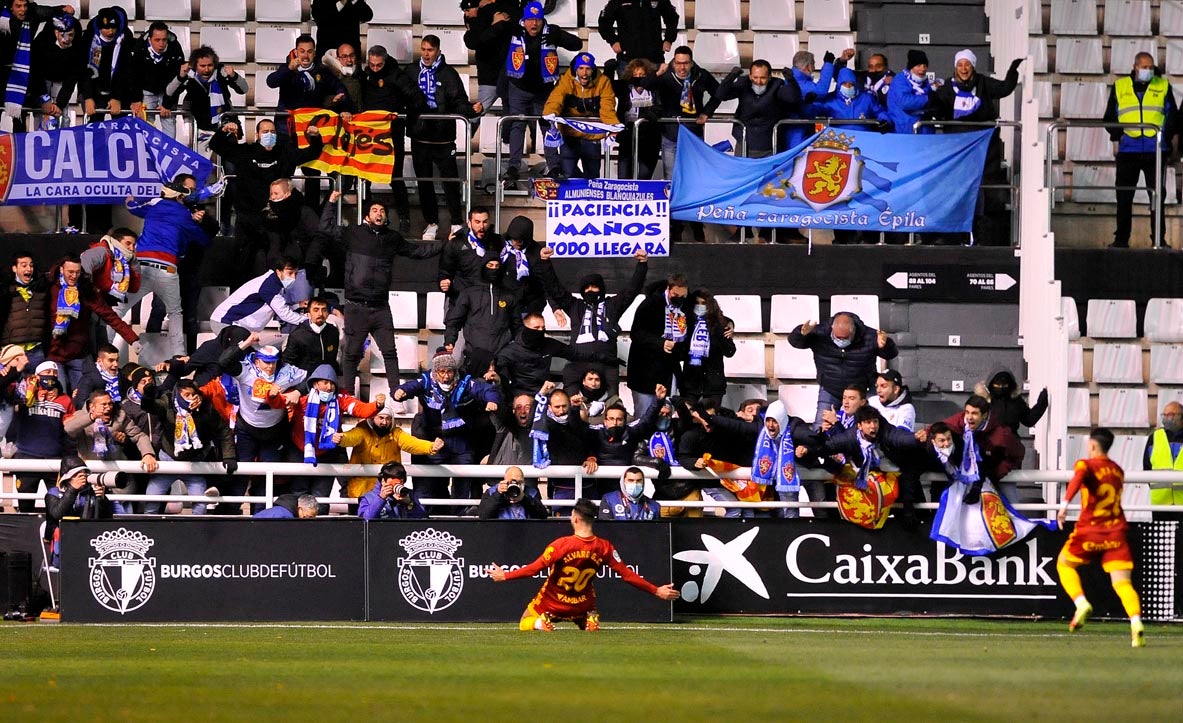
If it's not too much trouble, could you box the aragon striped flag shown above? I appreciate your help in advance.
[291,108,400,183]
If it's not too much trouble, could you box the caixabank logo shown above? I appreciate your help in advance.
[397,528,465,614]
[88,528,157,614]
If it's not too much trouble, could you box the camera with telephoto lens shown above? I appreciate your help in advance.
[391,483,413,507]
[504,480,523,502]
[87,471,125,489]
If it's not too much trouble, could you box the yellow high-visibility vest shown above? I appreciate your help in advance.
[1148,428,1183,505]
[1115,75,1168,138]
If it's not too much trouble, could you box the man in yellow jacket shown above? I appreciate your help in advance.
[332,403,444,499]
[543,51,621,179]
[1143,401,1183,518]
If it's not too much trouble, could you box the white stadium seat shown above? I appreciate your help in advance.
[544,0,579,27]
[1065,126,1113,162]
[145,0,191,21]
[1091,343,1143,384]
[1035,81,1053,118]
[1159,388,1183,416]
[421,0,465,25]
[1068,342,1085,383]
[750,0,796,31]
[1055,37,1103,74]
[588,31,613,66]
[542,302,573,332]
[695,0,742,29]
[196,286,229,322]
[200,0,247,22]
[1164,0,1183,36]
[773,339,817,380]
[1070,164,1116,204]
[805,34,855,61]
[692,32,740,72]
[1062,297,1081,340]
[1067,386,1092,427]
[426,292,447,331]
[803,0,851,31]
[254,71,280,108]
[1109,434,1146,474]
[1150,344,1183,384]
[369,334,422,374]
[829,294,879,331]
[388,291,418,329]
[199,26,247,64]
[171,26,192,55]
[367,376,390,401]
[1059,82,1109,119]
[663,33,690,64]
[255,0,303,23]
[770,294,820,334]
[1029,37,1048,74]
[1050,0,1098,35]
[367,27,415,65]
[715,294,763,333]
[1065,434,1087,464]
[436,29,470,67]
[254,25,301,64]
[779,384,820,421]
[725,339,766,378]
[1110,38,1154,75]
[369,0,412,25]
[1144,298,1183,342]
[617,295,645,333]
[752,33,800,71]
[1098,387,1149,428]
[1169,39,1183,76]
[1027,0,1044,33]
[1086,299,1137,338]
[101,0,137,20]
[1103,0,1151,36]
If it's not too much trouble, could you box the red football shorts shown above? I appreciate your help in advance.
[1060,527,1134,572]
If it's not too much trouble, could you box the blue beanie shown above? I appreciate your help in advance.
[523,1,545,19]
[573,52,596,71]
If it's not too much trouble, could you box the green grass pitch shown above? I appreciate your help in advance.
[4,617,1180,721]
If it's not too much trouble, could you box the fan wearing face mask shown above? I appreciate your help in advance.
[789,312,897,430]
[443,257,525,377]
[211,256,309,335]
[494,313,611,400]
[885,48,938,135]
[598,467,661,521]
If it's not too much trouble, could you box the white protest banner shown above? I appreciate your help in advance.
[534,178,670,257]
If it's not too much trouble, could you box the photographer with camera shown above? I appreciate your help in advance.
[64,390,159,515]
[358,462,428,520]
[45,456,115,566]
[477,465,548,519]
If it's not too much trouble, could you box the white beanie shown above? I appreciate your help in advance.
[954,49,977,68]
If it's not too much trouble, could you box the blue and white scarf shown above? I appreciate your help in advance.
[92,417,115,458]
[220,373,240,407]
[545,114,625,136]
[506,23,558,83]
[418,56,441,110]
[905,73,929,96]
[98,365,121,403]
[421,372,469,430]
[952,83,982,119]
[467,230,486,258]
[52,272,80,337]
[853,429,880,491]
[297,63,316,91]
[956,426,982,484]
[752,425,800,492]
[87,25,125,85]
[836,408,856,430]
[663,293,687,342]
[2,8,31,120]
[648,431,677,466]
[192,69,225,122]
[529,390,553,468]
[500,245,530,281]
[688,315,710,367]
[173,392,203,452]
[107,241,132,302]
[302,389,340,465]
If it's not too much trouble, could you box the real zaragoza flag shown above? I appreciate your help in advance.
[292,108,399,183]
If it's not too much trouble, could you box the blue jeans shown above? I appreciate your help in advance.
[814,387,840,430]
[142,91,177,138]
[145,457,209,515]
[505,82,559,173]
[631,390,657,419]
[560,136,602,178]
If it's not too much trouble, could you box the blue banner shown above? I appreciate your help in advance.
[0,117,215,206]
[670,125,993,233]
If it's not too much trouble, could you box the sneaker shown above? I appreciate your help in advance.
[1069,600,1093,632]
[448,224,463,239]
[500,167,519,182]
[585,611,600,632]
[421,223,439,241]
[398,218,411,235]
[539,613,555,632]
[1131,619,1145,648]
[61,225,80,234]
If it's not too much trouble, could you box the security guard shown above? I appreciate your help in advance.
[1143,402,1183,516]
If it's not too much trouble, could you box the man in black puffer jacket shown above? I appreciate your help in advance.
[789,312,897,427]
[320,194,442,394]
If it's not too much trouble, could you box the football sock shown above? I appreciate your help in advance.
[1056,560,1084,601]
[1112,579,1142,619]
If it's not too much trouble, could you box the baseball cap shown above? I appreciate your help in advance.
[36,361,59,376]
[0,344,24,366]
[878,369,903,386]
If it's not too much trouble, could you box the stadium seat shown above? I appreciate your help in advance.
[1065,434,1087,464]
[671,0,687,29]
[254,25,301,64]
[1067,386,1092,427]
[752,33,801,71]
[195,332,215,348]
[172,25,192,55]
[1091,343,1143,384]
[1149,344,1183,384]
[804,33,855,61]
[617,381,635,415]
[254,71,280,108]
[542,302,572,332]
[367,27,415,64]
[722,383,770,414]
[691,32,740,72]
[436,29,470,66]
[1098,387,1149,428]
[1026,0,1044,33]
[100,0,137,20]
[829,294,879,330]
[1163,0,1183,36]
[369,0,412,24]
[367,375,390,401]
[544,0,579,27]
[1135,166,1176,205]
[617,295,645,333]
[421,1,465,25]
[770,294,820,334]
[387,291,418,329]
[1086,299,1137,338]
[695,0,741,29]
[616,336,632,365]
[1065,126,1113,162]
[1029,37,1048,74]
[663,33,690,63]
[144,0,191,21]
[425,292,446,331]
[750,0,796,31]
[587,32,614,68]
[1144,298,1183,342]
[1059,81,1109,119]
[724,339,766,378]
[1055,37,1103,74]
[715,294,763,333]
[196,286,229,325]
[199,0,247,22]
[1068,342,1085,383]
[478,116,508,155]
[1034,81,1053,118]
[1103,0,1151,35]
[773,339,817,380]
[1109,434,1146,475]
[1159,387,1183,415]
[199,26,247,64]
[778,383,820,421]
[1110,38,1153,75]
[255,0,303,23]
[366,335,420,374]
[1049,0,1098,35]
[1169,39,1183,76]
[1070,164,1116,204]
[803,0,851,31]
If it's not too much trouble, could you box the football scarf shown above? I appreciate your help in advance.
[52,272,80,337]
[506,23,558,83]
[92,417,115,457]
[687,315,710,366]
[853,429,880,491]
[98,365,121,403]
[663,293,687,342]
[957,425,982,483]
[106,239,132,301]
[751,425,801,492]
[500,245,530,281]
[302,389,340,465]
[2,9,31,120]
[421,371,470,430]
[173,392,203,452]
[952,83,982,119]
[193,69,225,122]
[418,56,441,109]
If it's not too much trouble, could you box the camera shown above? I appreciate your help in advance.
[87,471,125,489]
[391,483,414,506]
[504,480,523,502]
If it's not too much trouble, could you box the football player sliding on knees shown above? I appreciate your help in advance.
[488,498,680,632]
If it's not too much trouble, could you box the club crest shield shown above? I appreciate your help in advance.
[511,47,525,72]
[981,491,1018,548]
[545,54,559,76]
[757,455,773,477]
[787,130,863,211]
[0,135,13,203]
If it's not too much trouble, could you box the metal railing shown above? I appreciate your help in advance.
[3,459,1181,516]
[1044,120,1166,249]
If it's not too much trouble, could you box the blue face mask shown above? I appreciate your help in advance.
[259,132,277,149]
[832,335,852,349]
[840,85,857,99]
[1136,68,1154,83]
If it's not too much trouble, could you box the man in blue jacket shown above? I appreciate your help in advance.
[885,49,937,134]
[358,462,429,519]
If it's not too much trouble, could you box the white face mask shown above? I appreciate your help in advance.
[832,335,852,349]
[693,304,707,316]
[308,321,326,333]
[1136,67,1154,82]
[623,481,644,500]
[280,274,296,288]
[340,65,354,76]
[751,82,768,96]
[259,132,278,149]
[437,380,454,392]
[551,413,569,425]
[840,85,857,99]
[315,389,334,403]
